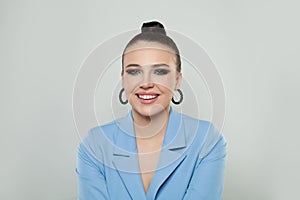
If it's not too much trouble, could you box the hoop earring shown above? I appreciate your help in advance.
[119,88,128,105]
[172,89,183,105]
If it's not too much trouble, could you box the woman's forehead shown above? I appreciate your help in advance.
[124,41,175,55]
[123,50,176,67]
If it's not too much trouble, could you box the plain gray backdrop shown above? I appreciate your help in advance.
[1,0,299,199]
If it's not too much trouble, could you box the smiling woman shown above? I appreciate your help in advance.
[76,21,227,200]
[123,43,181,120]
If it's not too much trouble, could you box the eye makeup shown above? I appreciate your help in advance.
[126,69,142,75]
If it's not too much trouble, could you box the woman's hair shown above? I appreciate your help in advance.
[122,21,181,72]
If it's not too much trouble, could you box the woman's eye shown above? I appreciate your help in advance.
[153,69,170,75]
[126,69,141,75]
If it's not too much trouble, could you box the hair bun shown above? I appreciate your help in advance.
[141,21,166,35]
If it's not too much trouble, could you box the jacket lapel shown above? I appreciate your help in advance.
[112,112,146,200]
[146,108,188,199]
[112,155,146,200]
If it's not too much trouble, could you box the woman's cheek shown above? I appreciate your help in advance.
[123,77,139,95]
[157,78,176,91]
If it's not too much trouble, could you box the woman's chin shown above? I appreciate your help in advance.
[132,104,169,118]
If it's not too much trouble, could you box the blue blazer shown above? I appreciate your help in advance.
[76,107,227,200]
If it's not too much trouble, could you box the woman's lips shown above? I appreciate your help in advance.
[136,93,159,104]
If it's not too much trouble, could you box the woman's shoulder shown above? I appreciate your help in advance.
[88,120,118,134]
[178,112,226,157]
[78,118,125,160]
[178,112,217,134]
[83,117,123,143]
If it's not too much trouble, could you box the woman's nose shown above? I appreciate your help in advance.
[140,73,154,88]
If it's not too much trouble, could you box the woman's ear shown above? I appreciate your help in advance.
[175,72,182,90]
[121,70,124,87]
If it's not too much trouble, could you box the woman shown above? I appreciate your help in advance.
[76,21,227,200]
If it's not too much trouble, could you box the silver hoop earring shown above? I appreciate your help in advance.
[119,88,128,105]
[172,89,183,105]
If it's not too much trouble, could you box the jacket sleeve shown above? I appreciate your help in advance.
[183,126,227,200]
[76,141,110,200]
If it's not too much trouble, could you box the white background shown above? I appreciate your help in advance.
[1,0,299,199]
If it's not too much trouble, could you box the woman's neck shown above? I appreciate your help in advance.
[132,107,170,141]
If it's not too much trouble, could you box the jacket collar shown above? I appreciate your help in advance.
[113,106,186,156]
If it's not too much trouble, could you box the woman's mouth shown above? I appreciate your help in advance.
[136,93,159,104]
[137,94,158,100]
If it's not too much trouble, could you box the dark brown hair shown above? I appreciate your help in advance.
[122,21,181,72]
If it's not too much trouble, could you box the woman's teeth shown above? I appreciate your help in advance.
[138,94,158,100]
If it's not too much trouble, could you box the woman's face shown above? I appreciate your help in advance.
[122,41,182,118]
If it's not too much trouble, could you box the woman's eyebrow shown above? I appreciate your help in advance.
[125,63,170,68]
[152,63,170,68]
[125,64,141,68]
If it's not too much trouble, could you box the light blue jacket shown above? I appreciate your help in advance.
[76,107,227,200]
